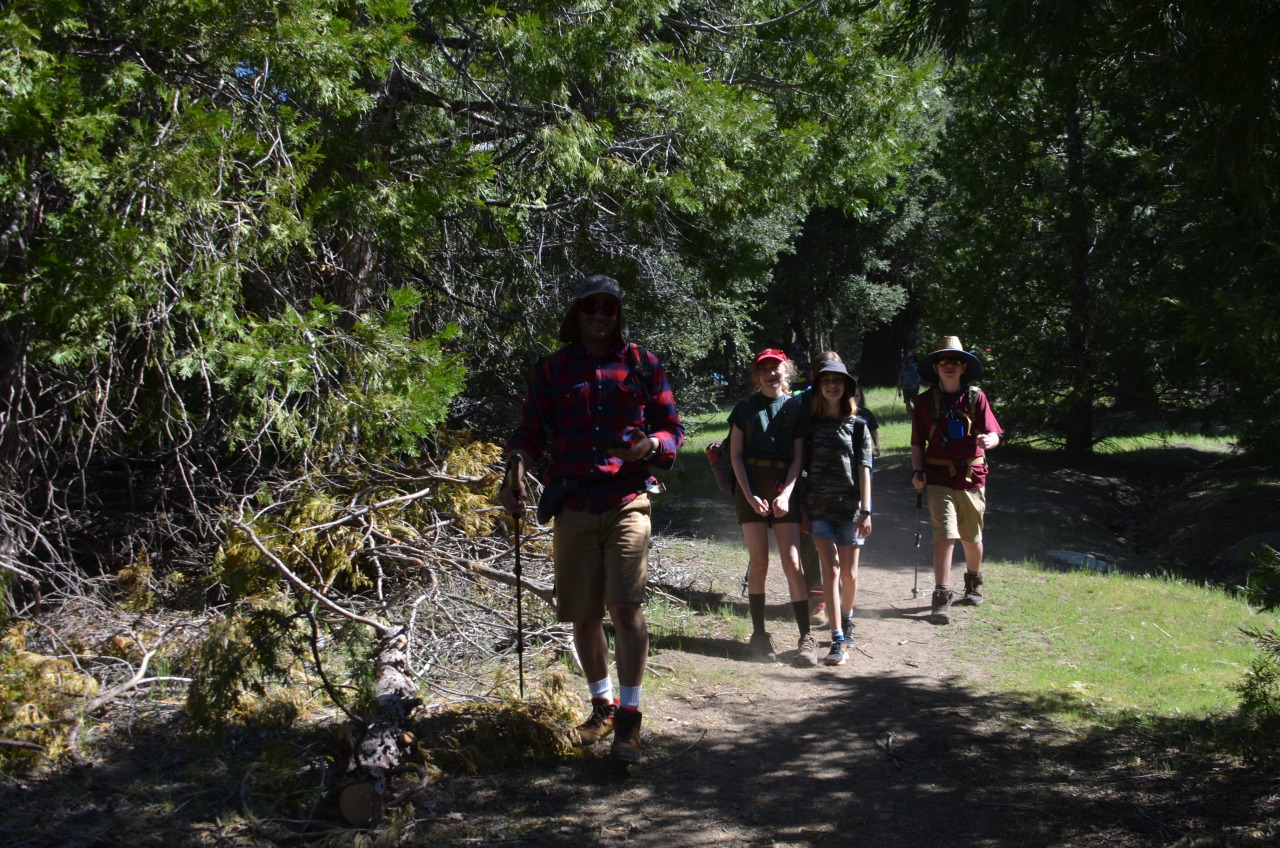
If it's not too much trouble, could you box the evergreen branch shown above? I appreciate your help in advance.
[291,485,435,535]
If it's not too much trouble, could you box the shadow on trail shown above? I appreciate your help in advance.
[460,671,1266,848]
[649,632,743,661]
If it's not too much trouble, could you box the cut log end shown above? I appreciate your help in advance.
[338,780,378,826]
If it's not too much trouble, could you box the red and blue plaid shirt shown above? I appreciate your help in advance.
[507,341,684,514]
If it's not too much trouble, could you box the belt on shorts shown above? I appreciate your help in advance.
[744,457,789,469]
[926,456,985,483]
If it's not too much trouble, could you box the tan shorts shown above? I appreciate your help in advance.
[928,485,986,543]
[553,494,651,623]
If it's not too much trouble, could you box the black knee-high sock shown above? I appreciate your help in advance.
[792,600,810,635]
[749,593,766,634]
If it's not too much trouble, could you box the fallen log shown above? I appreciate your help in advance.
[236,520,432,824]
[336,626,428,826]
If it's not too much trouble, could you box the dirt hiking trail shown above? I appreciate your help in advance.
[430,451,1276,848]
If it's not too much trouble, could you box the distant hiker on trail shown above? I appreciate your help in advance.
[498,275,684,766]
[897,354,921,416]
[789,341,811,391]
[804,361,874,666]
[794,351,845,627]
[910,336,1002,625]
[728,348,817,667]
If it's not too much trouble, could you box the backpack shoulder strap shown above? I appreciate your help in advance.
[731,394,764,445]
[532,353,556,436]
[626,343,654,403]
[928,385,949,445]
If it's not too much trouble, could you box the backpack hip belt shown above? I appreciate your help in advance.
[926,456,985,483]
[744,457,789,469]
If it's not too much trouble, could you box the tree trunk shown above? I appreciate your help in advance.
[1063,69,1095,463]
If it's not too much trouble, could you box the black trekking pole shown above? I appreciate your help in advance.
[506,457,526,700]
[912,490,925,599]
[514,514,524,701]
[740,562,750,597]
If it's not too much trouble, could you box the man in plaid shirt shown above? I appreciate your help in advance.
[499,275,683,766]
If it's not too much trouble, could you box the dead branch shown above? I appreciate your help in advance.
[231,518,389,634]
[463,561,555,606]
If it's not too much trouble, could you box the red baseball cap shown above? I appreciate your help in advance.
[753,348,788,366]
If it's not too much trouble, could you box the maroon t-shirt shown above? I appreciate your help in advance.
[910,387,1003,490]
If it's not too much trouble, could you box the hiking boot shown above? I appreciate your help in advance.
[809,601,827,627]
[573,698,618,746]
[610,707,642,765]
[749,631,777,663]
[824,639,847,666]
[961,571,985,606]
[795,632,819,668]
[930,586,955,625]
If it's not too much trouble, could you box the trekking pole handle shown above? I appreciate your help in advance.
[503,454,526,516]
[916,492,922,509]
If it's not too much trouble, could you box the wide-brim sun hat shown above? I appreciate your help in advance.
[814,360,858,394]
[918,335,982,385]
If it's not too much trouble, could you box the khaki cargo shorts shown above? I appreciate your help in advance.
[553,494,651,622]
[927,485,986,543]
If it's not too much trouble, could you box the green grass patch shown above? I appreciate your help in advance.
[1094,429,1235,455]
[644,594,707,640]
[657,406,731,499]
[956,562,1271,722]
[861,385,911,457]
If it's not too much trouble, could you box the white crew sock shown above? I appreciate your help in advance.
[588,678,613,702]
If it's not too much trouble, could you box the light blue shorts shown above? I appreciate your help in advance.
[809,519,865,548]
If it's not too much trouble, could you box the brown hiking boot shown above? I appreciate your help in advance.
[961,571,985,605]
[749,631,777,663]
[573,698,617,746]
[930,586,955,624]
[795,632,819,667]
[610,707,642,765]
[809,601,827,627]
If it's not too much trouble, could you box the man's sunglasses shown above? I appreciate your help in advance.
[936,357,965,367]
[579,299,619,317]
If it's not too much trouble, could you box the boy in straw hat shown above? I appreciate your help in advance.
[910,336,1003,624]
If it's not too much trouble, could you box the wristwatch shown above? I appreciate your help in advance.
[857,509,872,518]
[645,439,661,460]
